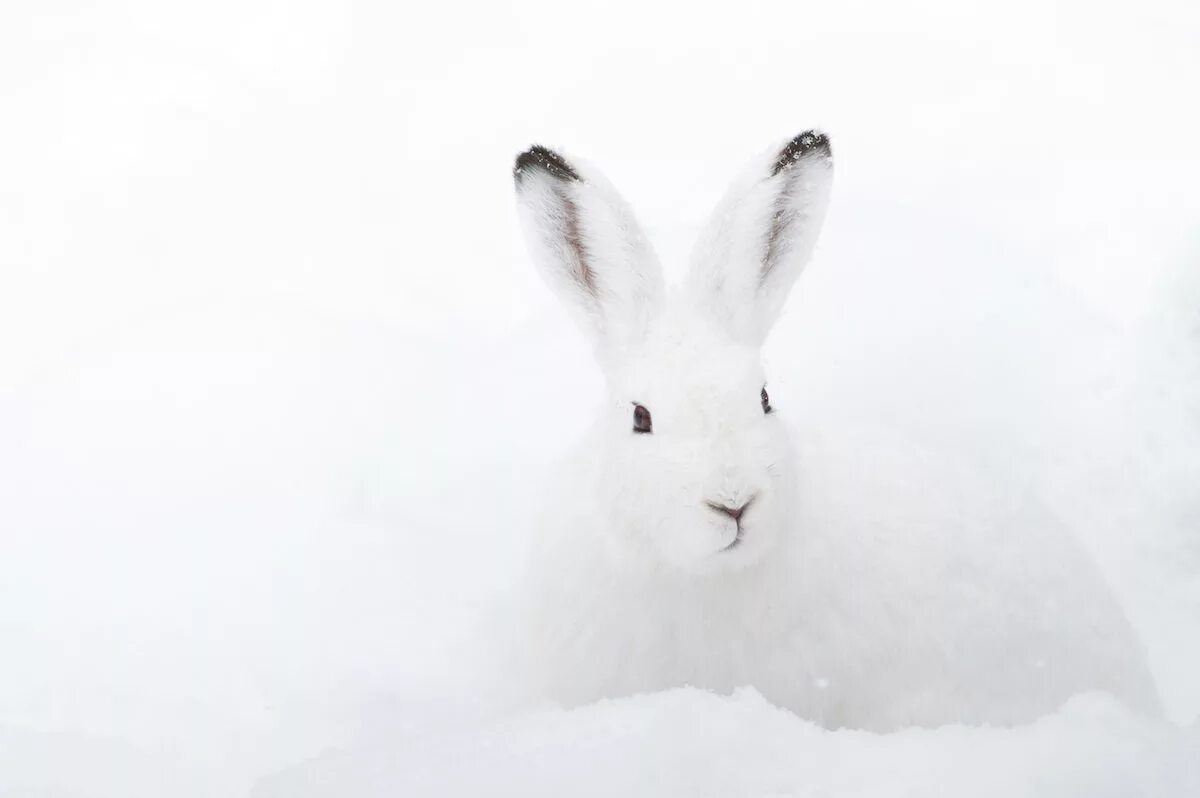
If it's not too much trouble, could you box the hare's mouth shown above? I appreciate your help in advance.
[706,498,753,552]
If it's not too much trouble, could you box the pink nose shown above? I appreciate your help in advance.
[705,498,753,522]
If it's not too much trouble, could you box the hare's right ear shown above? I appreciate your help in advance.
[513,146,664,359]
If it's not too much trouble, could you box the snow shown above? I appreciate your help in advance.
[2,0,1200,795]
[252,689,1200,798]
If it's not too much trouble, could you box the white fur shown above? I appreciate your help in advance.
[507,134,1159,730]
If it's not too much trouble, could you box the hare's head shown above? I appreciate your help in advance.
[514,133,833,575]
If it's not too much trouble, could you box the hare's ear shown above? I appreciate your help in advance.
[514,145,665,359]
[685,131,833,345]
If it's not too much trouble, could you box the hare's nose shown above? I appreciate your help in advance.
[705,497,755,522]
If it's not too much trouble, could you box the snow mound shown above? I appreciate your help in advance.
[253,689,1199,798]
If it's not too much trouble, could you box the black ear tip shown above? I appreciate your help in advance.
[513,144,581,184]
[772,130,832,175]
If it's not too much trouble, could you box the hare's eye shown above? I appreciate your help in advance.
[761,386,772,414]
[632,403,653,434]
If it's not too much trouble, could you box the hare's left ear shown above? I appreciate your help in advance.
[514,145,665,361]
[685,131,833,345]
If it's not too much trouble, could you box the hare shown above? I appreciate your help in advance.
[507,132,1159,730]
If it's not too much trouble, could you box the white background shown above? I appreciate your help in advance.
[2,1,1198,795]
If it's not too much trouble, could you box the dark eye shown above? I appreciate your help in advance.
[633,403,653,434]
[761,386,772,414]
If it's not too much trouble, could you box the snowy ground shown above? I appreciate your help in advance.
[2,1,1199,796]
[253,690,1200,798]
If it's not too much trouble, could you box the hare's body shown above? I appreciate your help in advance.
[519,420,1158,729]
[509,133,1158,729]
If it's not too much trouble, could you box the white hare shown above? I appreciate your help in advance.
[508,132,1159,729]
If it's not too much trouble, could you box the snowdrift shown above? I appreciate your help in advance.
[254,689,1199,798]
